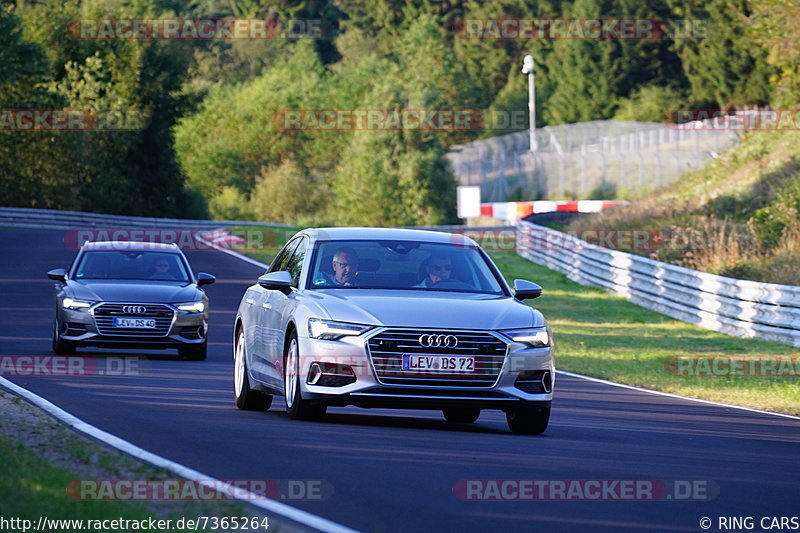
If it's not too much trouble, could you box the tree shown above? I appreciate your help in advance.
[666,0,775,108]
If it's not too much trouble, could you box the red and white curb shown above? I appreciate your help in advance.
[481,200,629,220]
[198,229,246,248]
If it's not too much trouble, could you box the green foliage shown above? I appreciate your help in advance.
[250,160,327,225]
[5,0,800,224]
[175,40,324,199]
[613,85,688,122]
[587,181,617,200]
[208,186,255,221]
[751,0,800,106]
[666,0,775,108]
[545,0,684,124]
[749,179,800,250]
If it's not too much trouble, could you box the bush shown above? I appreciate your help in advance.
[613,85,688,123]
[208,186,254,221]
[250,161,327,225]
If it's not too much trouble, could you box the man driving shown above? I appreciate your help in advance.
[330,247,359,286]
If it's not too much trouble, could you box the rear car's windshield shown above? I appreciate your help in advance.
[308,240,505,294]
[73,251,190,282]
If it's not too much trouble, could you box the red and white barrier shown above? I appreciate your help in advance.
[480,200,628,220]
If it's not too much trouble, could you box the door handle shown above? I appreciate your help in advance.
[261,302,272,310]
[245,298,256,305]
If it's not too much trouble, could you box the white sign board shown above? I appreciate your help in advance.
[457,186,481,219]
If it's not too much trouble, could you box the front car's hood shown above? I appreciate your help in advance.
[67,280,199,303]
[305,289,543,330]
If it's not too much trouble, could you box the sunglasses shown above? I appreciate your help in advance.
[430,264,452,272]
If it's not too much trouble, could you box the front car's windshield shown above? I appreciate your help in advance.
[308,240,505,295]
[73,251,190,282]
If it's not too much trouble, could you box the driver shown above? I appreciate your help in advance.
[148,257,175,280]
[329,247,359,287]
[414,254,452,288]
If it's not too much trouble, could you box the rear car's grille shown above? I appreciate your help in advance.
[94,303,174,337]
[367,329,508,388]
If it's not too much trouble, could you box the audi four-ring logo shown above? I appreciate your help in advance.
[122,305,147,314]
[418,334,458,348]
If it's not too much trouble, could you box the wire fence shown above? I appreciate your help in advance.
[447,119,741,202]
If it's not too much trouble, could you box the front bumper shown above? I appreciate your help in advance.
[296,327,554,410]
[56,304,207,349]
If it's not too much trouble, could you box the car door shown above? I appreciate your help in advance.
[262,236,308,388]
[248,238,299,385]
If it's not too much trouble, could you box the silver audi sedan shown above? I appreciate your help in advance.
[233,227,554,434]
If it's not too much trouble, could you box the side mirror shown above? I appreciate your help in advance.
[513,279,542,301]
[47,268,67,283]
[258,271,292,293]
[196,272,216,286]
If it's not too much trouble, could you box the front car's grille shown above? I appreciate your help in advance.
[94,303,174,336]
[367,329,508,388]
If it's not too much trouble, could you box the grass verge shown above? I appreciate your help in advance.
[0,390,273,531]
[490,250,800,415]
[230,226,799,416]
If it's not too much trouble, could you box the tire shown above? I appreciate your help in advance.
[234,329,272,411]
[52,320,76,356]
[443,407,480,424]
[506,406,550,435]
[179,342,207,361]
[284,332,326,421]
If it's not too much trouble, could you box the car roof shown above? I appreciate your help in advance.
[300,227,477,245]
[80,241,181,252]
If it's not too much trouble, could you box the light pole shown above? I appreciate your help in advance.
[522,54,537,153]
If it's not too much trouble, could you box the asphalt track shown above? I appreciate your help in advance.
[1,227,798,533]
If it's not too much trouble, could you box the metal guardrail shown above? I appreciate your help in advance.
[0,207,291,230]
[516,220,800,348]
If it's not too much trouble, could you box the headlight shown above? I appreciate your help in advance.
[308,318,374,341]
[62,297,93,310]
[501,327,550,347]
[177,301,205,313]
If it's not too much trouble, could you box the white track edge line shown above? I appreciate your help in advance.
[0,382,358,532]
[557,370,800,421]
[200,229,800,423]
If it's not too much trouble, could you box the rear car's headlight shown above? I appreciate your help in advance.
[308,319,374,341]
[501,327,550,348]
[62,298,93,310]
[177,301,205,313]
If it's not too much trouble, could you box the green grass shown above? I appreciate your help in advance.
[0,392,268,531]
[0,436,265,531]
[231,226,800,415]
